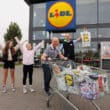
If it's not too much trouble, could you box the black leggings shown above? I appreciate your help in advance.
[23,65,33,85]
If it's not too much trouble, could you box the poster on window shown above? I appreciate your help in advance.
[80,31,91,47]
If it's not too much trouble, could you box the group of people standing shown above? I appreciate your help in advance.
[0,37,44,93]
[0,33,81,95]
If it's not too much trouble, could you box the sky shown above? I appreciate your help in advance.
[0,0,29,45]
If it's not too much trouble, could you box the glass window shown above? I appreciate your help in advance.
[74,28,98,53]
[99,0,110,23]
[99,28,110,38]
[77,0,97,24]
[74,28,97,39]
[52,32,74,40]
[33,31,48,40]
[75,42,97,53]
[33,4,46,27]
[31,0,110,52]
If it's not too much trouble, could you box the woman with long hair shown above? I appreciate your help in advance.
[2,39,19,93]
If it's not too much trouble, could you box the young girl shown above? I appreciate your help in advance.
[1,40,19,93]
[15,37,44,94]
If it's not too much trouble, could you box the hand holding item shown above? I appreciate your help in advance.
[14,36,18,40]
[63,57,68,60]
[47,57,52,61]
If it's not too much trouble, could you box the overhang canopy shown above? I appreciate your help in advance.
[24,0,56,5]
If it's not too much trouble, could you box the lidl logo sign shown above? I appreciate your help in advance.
[65,74,74,86]
[48,2,74,28]
[46,0,76,32]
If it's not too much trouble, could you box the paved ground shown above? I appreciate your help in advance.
[0,65,110,110]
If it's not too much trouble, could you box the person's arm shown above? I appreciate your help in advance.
[73,36,82,45]
[59,44,63,50]
[77,36,82,42]
[14,44,20,51]
[58,49,67,60]
[41,53,47,61]
[59,53,67,60]
[41,47,53,61]
[14,36,26,52]
[33,40,44,52]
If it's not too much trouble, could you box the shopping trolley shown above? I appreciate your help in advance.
[46,59,109,110]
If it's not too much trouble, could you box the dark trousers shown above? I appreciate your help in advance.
[42,64,53,92]
[23,65,33,85]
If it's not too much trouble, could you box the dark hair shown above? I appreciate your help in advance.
[3,40,16,55]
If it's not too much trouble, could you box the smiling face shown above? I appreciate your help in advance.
[26,43,32,50]
[51,37,59,48]
[64,33,72,42]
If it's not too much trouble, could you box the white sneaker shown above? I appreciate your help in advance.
[23,86,27,94]
[11,87,16,92]
[29,85,35,92]
[30,88,35,92]
[11,84,16,92]
[2,86,7,93]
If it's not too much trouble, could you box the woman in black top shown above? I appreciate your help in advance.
[2,40,19,93]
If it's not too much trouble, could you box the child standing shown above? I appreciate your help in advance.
[15,37,44,94]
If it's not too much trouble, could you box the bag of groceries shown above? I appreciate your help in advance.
[79,80,98,100]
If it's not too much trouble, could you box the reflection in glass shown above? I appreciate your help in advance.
[99,0,110,23]
[77,0,97,24]
[33,4,46,27]
[99,28,110,38]
[33,31,49,40]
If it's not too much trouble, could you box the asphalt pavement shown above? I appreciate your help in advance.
[0,65,110,110]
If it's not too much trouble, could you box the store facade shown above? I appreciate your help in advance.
[25,0,110,66]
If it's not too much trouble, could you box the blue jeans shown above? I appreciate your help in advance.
[42,64,53,92]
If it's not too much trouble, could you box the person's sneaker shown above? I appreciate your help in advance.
[2,86,7,93]
[11,87,16,92]
[23,86,27,94]
[46,91,51,96]
[11,84,16,92]
[29,85,35,92]
[29,88,35,92]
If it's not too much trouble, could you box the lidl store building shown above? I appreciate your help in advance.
[24,0,110,67]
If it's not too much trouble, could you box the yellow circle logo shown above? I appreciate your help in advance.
[65,74,74,86]
[48,2,74,28]
[83,33,89,42]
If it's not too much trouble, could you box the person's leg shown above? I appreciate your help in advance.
[10,68,16,92]
[23,65,28,93]
[2,68,8,93]
[10,69,15,84]
[3,69,8,86]
[9,62,16,92]
[23,65,28,85]
[28,65,34,92]
[3,62,8,86]
[28,65,33,85]
[42,64,52,95]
